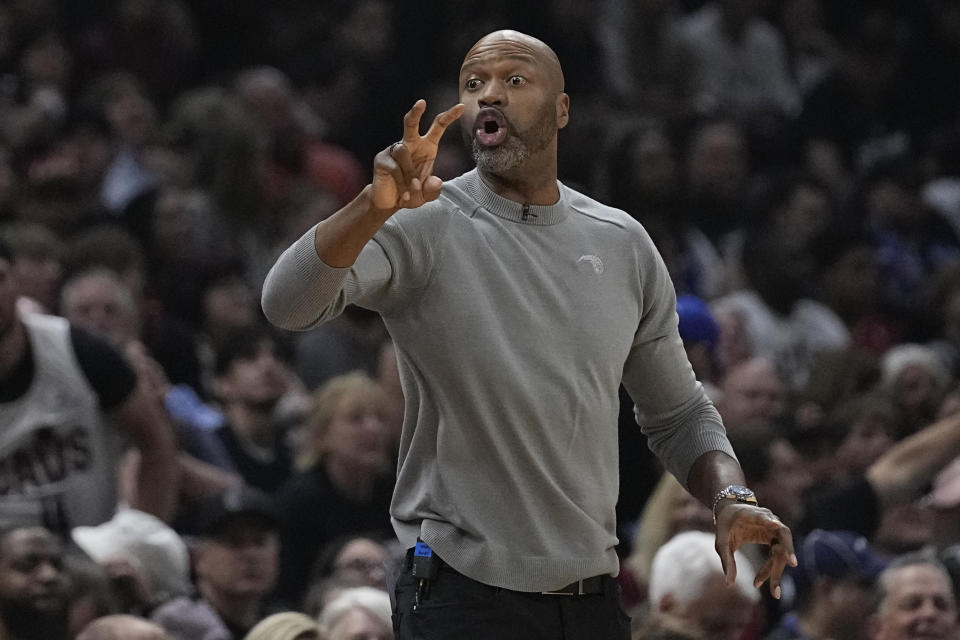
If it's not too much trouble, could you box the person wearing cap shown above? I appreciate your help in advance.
[0,237,178,535]
[70,508,191,616]
[764,529,888,640]
[150,486,281,640]
[676,294,722,400]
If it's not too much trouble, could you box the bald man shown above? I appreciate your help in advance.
[262,30,794,639]
[76,615,172,640]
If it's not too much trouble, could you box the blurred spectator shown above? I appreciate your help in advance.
[207,325,296,493]
[243,611,320,640]
[772,0,839,98]
[674,0,800,120]
[151,486,280,640]
[675,119,752,299]
[798,7,913,172]
[0,221,63,313]
[276,372,394,608]
[729,425,814,530]
[675,294,721,399]
[64,555,118,638]
[76,613,173,640]
[800,407,960,542]
[857,155,960,337]
[62,223,204,392]
[714,357,787,432]
[596,0,694,117]
[925,262,960,378]
[70,508,191,615]
[622,473,714,614]
[868,550,958,640]
[77,71,161,216]
[0,237,177,533]
[301,534,392,616]
[766,529,887,640]
[0,525,70,640]
[715,225,850,390]
[294,305,388,392]
[647,530,760,640]
[633,616,705,640]
[811,229,901,358]
[316,586,393,640]
[879,343,953,437]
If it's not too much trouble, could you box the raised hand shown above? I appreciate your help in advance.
[714,503,798,599]
[371,100,465,210]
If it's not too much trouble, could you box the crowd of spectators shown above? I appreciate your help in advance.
[2,0,960,638]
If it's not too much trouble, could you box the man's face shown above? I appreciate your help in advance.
[871,564,958,640]
[60,271,139,346]
[217,339,288,410]
[718,358,786,429]
[0,528,69,635]
[195,521,279,600]
[458,32,567,175]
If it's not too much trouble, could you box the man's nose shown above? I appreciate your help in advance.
[34,561,61,584]
[478,81,506,106]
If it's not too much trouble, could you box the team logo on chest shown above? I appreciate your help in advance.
[577,254,604,274]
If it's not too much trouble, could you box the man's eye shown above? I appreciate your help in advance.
[465,79,482,90]
[508,76,526,86]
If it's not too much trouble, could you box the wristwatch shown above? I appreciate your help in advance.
[712,485,758,524]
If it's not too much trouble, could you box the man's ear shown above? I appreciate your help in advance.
[556,93,569,130]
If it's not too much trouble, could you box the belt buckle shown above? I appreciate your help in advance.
[541,578,584,596]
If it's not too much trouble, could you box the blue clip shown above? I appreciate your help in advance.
[414,541,433,558]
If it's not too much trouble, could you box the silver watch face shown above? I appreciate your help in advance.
[728,485,754,499]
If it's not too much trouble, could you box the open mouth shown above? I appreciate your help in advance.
[474,108,508,147]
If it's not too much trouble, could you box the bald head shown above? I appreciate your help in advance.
[77,615,172,640]
[462,30,565,93]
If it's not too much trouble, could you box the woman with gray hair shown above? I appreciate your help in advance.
[317,586,392,640]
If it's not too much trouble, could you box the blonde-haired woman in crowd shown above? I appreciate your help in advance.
[244,611,320,640]
[276,372,397,608]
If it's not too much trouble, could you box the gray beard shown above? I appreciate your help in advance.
[472,135,530,174]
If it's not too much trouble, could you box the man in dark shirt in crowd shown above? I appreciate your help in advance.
[207,325,295,494]
[0,525,70,640]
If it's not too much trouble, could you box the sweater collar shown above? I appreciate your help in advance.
[463,169,568,226]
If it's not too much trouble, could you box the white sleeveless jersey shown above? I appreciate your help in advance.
[0,313,122,533]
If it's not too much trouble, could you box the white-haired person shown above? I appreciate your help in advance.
[880,342,953,437]
[648,531,760,640]
[317,586,393,640]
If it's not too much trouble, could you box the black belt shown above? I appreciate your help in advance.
[405,547,607,596]
[540,575,606,596]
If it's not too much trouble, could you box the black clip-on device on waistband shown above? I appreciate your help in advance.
[412,540,440,609]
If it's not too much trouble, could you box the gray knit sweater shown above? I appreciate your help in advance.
[261,169,734,591]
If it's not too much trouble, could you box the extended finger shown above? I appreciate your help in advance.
[402,100,427,143]
[424,103,466,145]
[715,533,737,586]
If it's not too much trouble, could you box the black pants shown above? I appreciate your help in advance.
[392,559,631,639]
